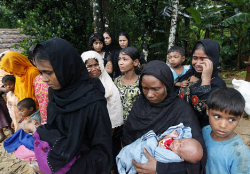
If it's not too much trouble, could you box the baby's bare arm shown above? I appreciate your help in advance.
[163,129,179,139]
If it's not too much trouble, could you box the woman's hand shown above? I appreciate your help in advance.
[201,59,213,86]
[133,148,157,174]
[33,165,45,174]
[105,61,113,74]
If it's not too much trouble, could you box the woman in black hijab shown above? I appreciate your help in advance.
[33,38,112,173]
[123,60,206,174]
[175,39,226,128]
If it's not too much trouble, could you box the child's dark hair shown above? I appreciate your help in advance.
[168,46,185,57]
[2,75,15,83]
[17,98,36,111]
[28,44,37,65]
[88,33,104,50]
[207,87,245,116]
[120,46,140,61]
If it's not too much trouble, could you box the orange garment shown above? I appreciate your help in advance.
[6,91,20,131]
[0,52,40,108]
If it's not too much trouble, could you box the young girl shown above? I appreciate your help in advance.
[88,33,113,74]
[28,45,49,123]
[2,75,20,132]
[113,32,146,79]
[114,46,140,122]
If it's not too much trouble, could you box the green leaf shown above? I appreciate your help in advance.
[221,13,250,27]
[186,6,201,24]
[226,0,245,6]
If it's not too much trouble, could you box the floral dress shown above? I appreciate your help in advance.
[114,76,140,122]
[179,81,207,113]
[33,75,49,123]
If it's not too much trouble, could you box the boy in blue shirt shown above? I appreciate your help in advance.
[203,87,250,174]
[168,46,190,88]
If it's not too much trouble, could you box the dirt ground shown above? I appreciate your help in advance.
[0,129,34,174]
[0,71,249,173]
[0,118,249,174]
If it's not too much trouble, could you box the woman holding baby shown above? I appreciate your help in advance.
[122,60,206,174]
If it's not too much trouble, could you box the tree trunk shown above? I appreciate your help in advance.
[92,0,104,33]
[102,0,110,30]
[204,28,210,39]
[184,17,190,58]
[142,28,149,62]
[166,0,179,64]
[236,35,242,70]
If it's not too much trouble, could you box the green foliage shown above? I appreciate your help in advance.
[222,13,250,26]
[1,0,93,54]
[186,6,201,24]
[0,0,249,70]
[0,6,20,28]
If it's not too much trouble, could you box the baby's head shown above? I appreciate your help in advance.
[17,118,41,134]
[17,98,36,118]
[170,138,203,163]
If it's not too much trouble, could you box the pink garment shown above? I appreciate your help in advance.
[14,145,36,162]
[33,75,48,123]
[34,131,79,174]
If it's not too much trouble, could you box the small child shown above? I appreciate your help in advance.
[2,75,21,132]
[0,75,14,141]
[17,98,41,124]
[168,46,190,88]
[4,118,79,174]
[157,129,202,163]
[116,123,203,174]
[203,87,250,174]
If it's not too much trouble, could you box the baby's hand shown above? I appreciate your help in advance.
[158,143,166,149]
[168,129,179,138]
[180,80,189,88]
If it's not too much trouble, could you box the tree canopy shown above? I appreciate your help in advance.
[0,0,249,70]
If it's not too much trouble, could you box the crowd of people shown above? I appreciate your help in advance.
[0,31,249,174]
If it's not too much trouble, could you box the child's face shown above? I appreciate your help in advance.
[3,80,15,92]
[17,105,34,118]
[169,138,189,160]
[168,52,185,68]
[118,52,139,73]
[19,119,41,134]
[207,109,241,141]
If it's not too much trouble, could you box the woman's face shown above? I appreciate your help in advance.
[103,33,112,45]
[85,58,101,79]
[141,75,167,104]
[93,39,103,52]
[35,59,61,90]
[119,36,129,48]
[192,49,209,73]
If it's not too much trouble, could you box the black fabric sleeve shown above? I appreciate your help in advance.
[157,161,187,174]
[68,101,113,174]
[156,99,206,174]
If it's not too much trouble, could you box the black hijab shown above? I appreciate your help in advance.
[37,38,105,124]
[104,31,117,53]
[123,60,206,174]
[178,39,220,81]
[36,38,110,173]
